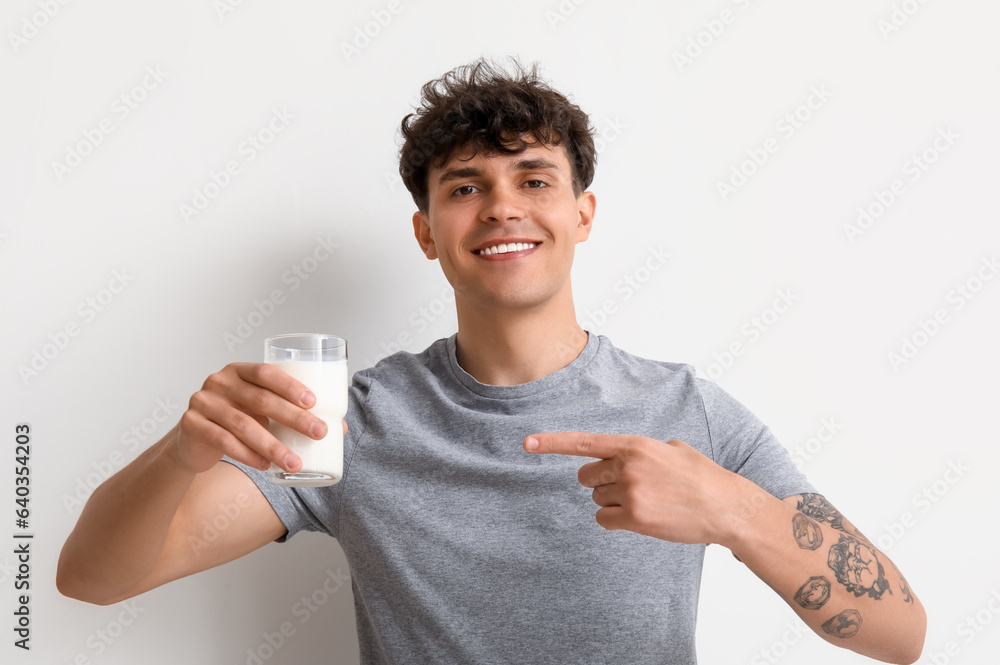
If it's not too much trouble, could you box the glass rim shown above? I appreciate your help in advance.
[264,333,347,350]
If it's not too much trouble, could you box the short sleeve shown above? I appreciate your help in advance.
[220,368,374,542]
[695,377,816,500]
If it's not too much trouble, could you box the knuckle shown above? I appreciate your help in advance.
[250,387,271,410]
[248,363,270,384]
[188,390,209,411]
[208,426,236,454]
[179,409,198,431]
[202,372,223,391]
[228,411,253,438]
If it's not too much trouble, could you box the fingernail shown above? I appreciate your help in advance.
[311,420,327,439]
[525,437,539,451]
[301,392,316,407]
[284,453,300,470]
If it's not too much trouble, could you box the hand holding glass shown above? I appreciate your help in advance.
[265,334,347,487]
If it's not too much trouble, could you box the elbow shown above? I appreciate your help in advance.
[56,543,118,606]
[885,601,928,665]
[57,570,120,606]
[902,616,928,665]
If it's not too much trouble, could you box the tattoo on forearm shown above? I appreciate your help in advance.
[822,609,862,638]
[792,513,823,550]
[796,494,913,605]
[827,534,891,600]
[794,576,831,610]
[795,493,870,544]
[887,558,914,604]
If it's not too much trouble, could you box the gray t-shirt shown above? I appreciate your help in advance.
[223,331,815,664]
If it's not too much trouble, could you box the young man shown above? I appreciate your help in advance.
[58,58,926,664]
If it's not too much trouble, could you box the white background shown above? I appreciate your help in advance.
[2,1,998,663]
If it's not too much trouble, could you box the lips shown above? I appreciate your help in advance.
[472,242,541,261]
[472,240,542,255]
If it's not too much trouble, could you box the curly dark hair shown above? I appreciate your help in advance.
[398,56,596,213]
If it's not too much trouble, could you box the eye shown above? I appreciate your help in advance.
[524,180,548,189]
[451,185,477,196]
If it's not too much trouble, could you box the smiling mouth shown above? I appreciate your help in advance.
[473,242,540,256]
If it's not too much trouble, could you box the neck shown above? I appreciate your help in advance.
[453,286,589,386]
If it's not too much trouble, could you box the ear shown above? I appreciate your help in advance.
[575,191,596,243]
[412,210,438,260]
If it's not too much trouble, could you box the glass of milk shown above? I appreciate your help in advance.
[264,333,347,487]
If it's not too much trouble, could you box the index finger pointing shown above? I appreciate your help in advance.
[523,432,620,459]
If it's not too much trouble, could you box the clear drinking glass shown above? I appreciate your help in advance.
[264,333,347,487]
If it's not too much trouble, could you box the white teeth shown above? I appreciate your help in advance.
[476,242,536,255]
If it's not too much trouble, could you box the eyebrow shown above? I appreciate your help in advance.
[436,158,562,185]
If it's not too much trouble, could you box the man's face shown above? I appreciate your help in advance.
[412,138,596,314]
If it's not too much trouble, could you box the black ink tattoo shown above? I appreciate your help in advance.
[886,558,914,604]
[822,609,862,638]
[827,534,891,600]
[794,576,831,610]
[795,493,871,544]
[792,513,823,550]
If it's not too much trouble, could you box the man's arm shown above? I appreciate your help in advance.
[57,363,332,605]
[522,432,927,665]
[57,428,285,605]
[728,490,925,664]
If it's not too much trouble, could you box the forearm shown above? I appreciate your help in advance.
[723,488,926,664]
[57,424,197,604]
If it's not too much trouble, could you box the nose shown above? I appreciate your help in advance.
[480,183,524,223]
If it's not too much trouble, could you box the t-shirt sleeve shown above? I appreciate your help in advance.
[220,368,373,542]
[695,376,816,500]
